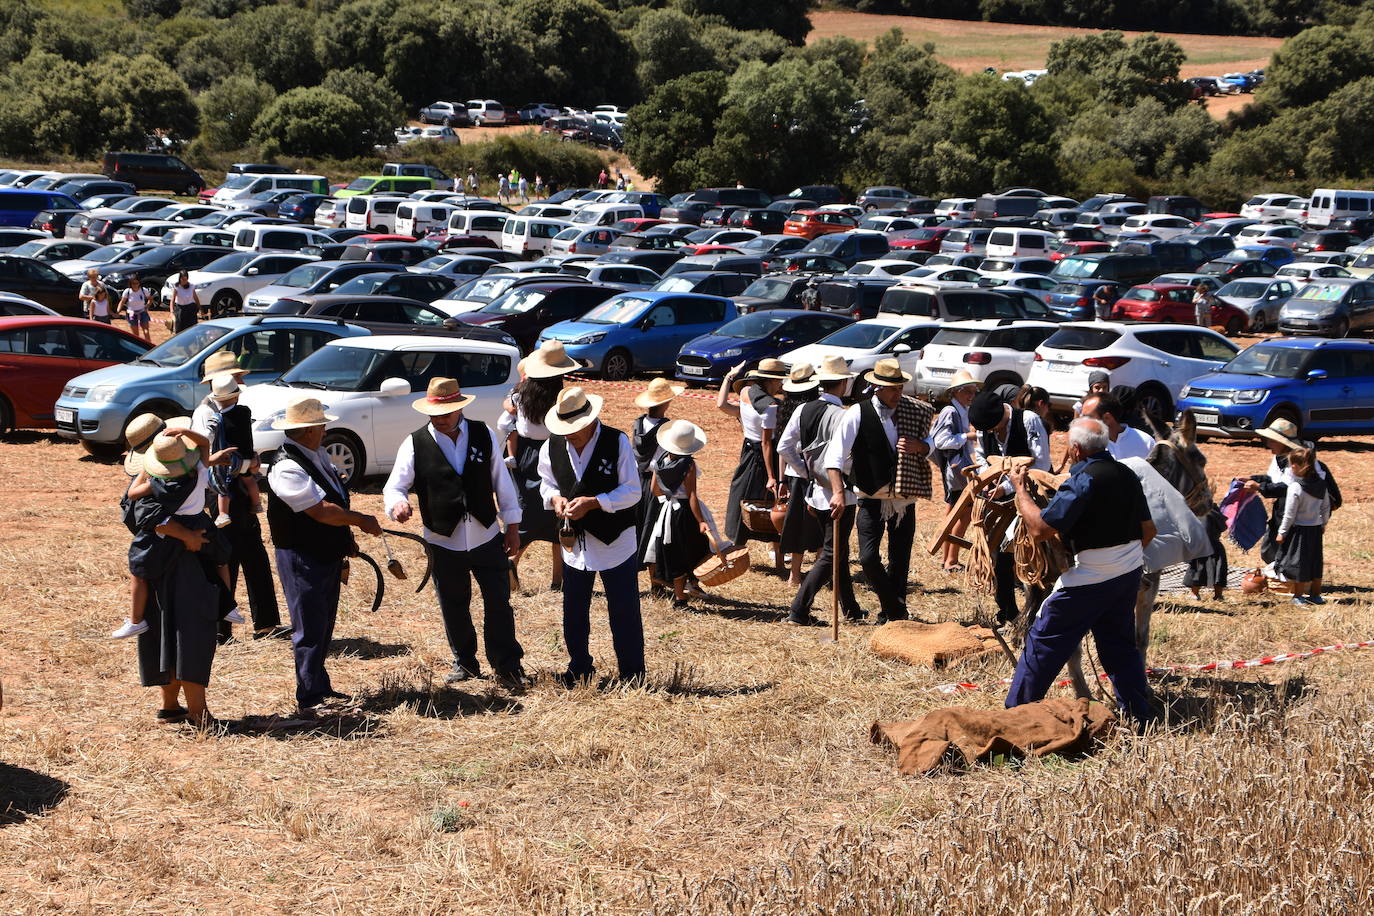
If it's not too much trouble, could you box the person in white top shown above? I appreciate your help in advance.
[537,387,644,684]
[385,378,526,685]
[717,359,787,563]
[1081,393,1156,462]
[119,276,153,342]
[1273,447,1332,605]
[169,270,201,333]
[81,268,111,324]
[928,370,981,573]
[774,363,821,586]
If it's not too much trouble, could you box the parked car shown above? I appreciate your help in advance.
[978,272,1059,302]
[166,251,317,318]
[243,260,406,313]
[856,187,918,211]
[674,309,852,385]
[1293,229,1362,256]
[652,271,755,298]
[1176,338,1374,441]
[913,319,1059,400]
[888,226,950,253]
[782,210,859,240]
[241,333,519,481]
[419,101,472,126]
[101,151,204,195]
[940,227,993,256]
[434,272,578,315]
[1214,277,1297,331]
[1240,194,1303,221]
[456,282,622,353]
[0,316,151,432]
[538,291,735,380]
[7,238,99,264]
[730,272,824,315]
[1196,256,1278,281]
[1110,283,1250,335]
[1278,277,1374,337]
[1274,262,1352,283]
[324,271,456,303]
[1027,321,1239,421]
[0,255,85,314]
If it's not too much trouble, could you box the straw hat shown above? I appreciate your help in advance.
[945,368,982,393]
[656,419,708,456]
[518,340,582,378]
[750,358,789,379]
[142,428,200,479]
[271,397,337,430]
[209,372,241,403]
[201,350,248,383]
[863,357,911,388]
[781,362,818,393]
[412,377,474,416]
[544,386,603,436]
[123,413,165,475]
[1256,417,1304,451]
[634,377,685,409]
[814,354,856,382]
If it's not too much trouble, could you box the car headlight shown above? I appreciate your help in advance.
[85,385,118,404]
[570,333,605,345]
[718,347,742,359]
[1319,308,1342,319]
[257,409,284,431]
[194,281,212,289]
[104,273,125,283]
[1232,389,1267,405]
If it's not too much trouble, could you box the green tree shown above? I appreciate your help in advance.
[320,67,404,149]
[222,5,323,91]
[672,0,813,45]
[625,70,728,193]
[0,51,98,157]
[698,25,789,73]
[632,9,718,88]
[511,0,635,104]
[89,53,199,148]
[251,86,370,157]
[197,73,277,150]
[1257,25,1374,109]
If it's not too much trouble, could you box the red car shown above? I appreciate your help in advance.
[889,225,950,253]
[1111,284,1249,335]
[350,233,417,244]
[0,317,150,432]
[1050,240,1112,262]
[680,243,744,257]
[783,209,858,240]
[612,218,666,233]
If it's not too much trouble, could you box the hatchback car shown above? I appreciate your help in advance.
[675,309,852,385]
[1278,277,1374,337]
[8,238,99,264]
[1275,261,1353,284]
[243,260,406,313]
[0,256,84,315]
[1214,277,1297,331]
[1176,338,1374,440]
[783,210,858,240]
[458,282,622,353]
[780,317,942,395]
[914,319,1059,400]
[1111,283,1249,335]
[1196,256,1278,281]
[168,252,318,318]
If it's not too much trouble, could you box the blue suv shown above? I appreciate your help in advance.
[54,316,369,455]
[1176,337,1374,440]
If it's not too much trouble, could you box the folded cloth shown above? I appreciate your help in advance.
[1218,478,1267,551]
[870,620,1001,669]
[871,697,1116,775]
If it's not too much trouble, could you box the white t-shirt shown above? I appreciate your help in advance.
[124,288,150,313]
[82,281,109,317]
[1108,426,1155,462]
[171,285,197,306]
[739,385,777,442]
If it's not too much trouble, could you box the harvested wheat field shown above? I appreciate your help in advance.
[2,324,1374,913]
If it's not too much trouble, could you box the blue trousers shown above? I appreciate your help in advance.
[1006,566,1153,723]
[276,548,342,708]
[562,554,644,679]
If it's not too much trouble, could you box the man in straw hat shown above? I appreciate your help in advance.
[821,357,933,624]
[537,387,645,684]
[779,355,864,625]
[266,397,382,713]
[928,369,981,573]
[384,378,527,686]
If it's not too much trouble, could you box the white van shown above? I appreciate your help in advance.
[345,195,405,232]
[394,202,455,238]
[984,227,1056,259]
[500,217,572,258]
[211,173,328,206]
[571,203,643,226]
[232,225,330,253]
[445,210,510,244]
[1305,188,1374,227]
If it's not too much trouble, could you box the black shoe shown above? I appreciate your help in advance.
[558,669,595,688]
[254,626,292,641]
[157,706,188,722]
[847,609,870,622]
[671,598,693,612]
[549,580,563,593]
[786,614,823,627]
[322,690,353,702]
[445,665,480,685]
[495,670,531,690]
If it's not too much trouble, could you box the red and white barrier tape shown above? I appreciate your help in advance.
[929,640,1374,694]
[565,374,720,401]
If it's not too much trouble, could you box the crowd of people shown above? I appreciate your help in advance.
[109,341,1339,730]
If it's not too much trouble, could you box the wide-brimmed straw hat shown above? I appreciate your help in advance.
[519,340,582,378]
[201,350,248,383]
[142,426,199,479]
[209,372,241,402]
[814,354,855,382]
[1256,417,1305,451]
[634,377,685,409]
[750,358,789,379]
[123,413,166,475]
[781,362,818,393]
[863,357,911,388]
[412,377,474,416]
[545,386,603,436]
[656,418,708,456]
[945,368,982,393]
[271,397,337,430]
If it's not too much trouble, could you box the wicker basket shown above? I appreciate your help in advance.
[741,499,777,534]
[694,546,752,586]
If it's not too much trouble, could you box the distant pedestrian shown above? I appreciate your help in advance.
[534,174,544,198]
[119,276,152,343]
[467,171,478,193]
[81,268,110,324]
[598,169,608,190]
[1093,283,1117,321]
[1192,281,1213,327]
[169,270,200,332]
[498,173,510,202]
[518,175,529,203]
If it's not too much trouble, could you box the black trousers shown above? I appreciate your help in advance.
[428,534,524,677]
[994,551,1019,623]
[276,548,341,708]
[856,499,915,621]
[226,481,280,630]
[789,505,861,621]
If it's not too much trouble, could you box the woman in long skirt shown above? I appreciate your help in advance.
[777,363,820,586]
[632,378,683,591]
[500,341,580,591]
[642,420,713,610]
[717,359,787,565]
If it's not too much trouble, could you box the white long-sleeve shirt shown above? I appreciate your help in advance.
[1108,425,1156,462]
[824,395,911,506]
[383,420,521,552]
[928,401,975,494]
[537,423,641,571]
[778,392,842,479]
[1278,468,1331,535]
[977,407,1051,495]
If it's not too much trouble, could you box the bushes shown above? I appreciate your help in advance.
[416,133,606,188]
[251,87,370,159]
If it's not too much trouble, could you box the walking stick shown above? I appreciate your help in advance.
[824,511,841,644]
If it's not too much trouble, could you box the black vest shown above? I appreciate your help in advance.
[548,425,637,544]
[410,420,498,536]
[1063,455,1149,554]
[266,441,356,561]
[631,414,667,477]
[850,399,897,496]
[981,406,1030,460]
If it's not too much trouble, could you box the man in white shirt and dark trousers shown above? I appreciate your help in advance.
[537,387,645,685]
[779,356,862,625]
[384,378,525,686]
[823,357,932,624]
[266,397,382,714]
[1080,392,1156,461]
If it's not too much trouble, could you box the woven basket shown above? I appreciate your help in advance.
[741,499,777,534]
[694,546,752,586]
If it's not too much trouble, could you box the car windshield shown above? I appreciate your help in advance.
[1293,282,1351,301]
[1219,281,1270,298]
[8,241,47,257]
[280,344,386,391]
[554,228,579,240]
[137,323,231,367]
[715,313,789,338]
[484,288,549,314]
[1043,327,1121,350]
[654,278,698,293]
[817,322,899,350]
[1053,257,1100,278]
[447,275,518,302]
[741,278,793,299]
[415,256,452,270]
[1223,344,1311,378]
[278,264,334,288]
[332,275,391,295]
[344,177,376,191]
[800,236,844,255]
[580,295,649,325]
[1124,287,1160,301]
[203,252,257,274]
[737,237,774,252]
[929,329,987,347]
[127,247,180,266]
[84,243,134,261]
[219,175,256,190]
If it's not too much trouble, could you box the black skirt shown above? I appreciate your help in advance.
[724,439,778,545]
[643,498,710,582]
[513,434,557,545]
[1274,524,1324,583]
[1184,510,1229,589]
[137,543,221,688]
[779,476,821,553]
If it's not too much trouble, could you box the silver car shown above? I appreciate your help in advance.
[1215,277,1296,332]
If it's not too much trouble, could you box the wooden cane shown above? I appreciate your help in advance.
[830,511,841,642]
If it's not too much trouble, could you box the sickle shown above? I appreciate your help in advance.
[383,528,433,592]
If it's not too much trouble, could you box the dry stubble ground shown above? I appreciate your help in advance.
[1,322,1373,913]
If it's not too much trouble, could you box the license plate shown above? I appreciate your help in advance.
[55,408,74,424]
[927,367,954,377]
[680,364,704,376]
[1047,361,1075,373]
[1194,412,1220,426]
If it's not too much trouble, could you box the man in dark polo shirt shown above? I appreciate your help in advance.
[1005,417,1158,724]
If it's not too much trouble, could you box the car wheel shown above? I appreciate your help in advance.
[1224,316,1244,336]
[322,431,363,485]
[210,289,241,318]
[602,348,632,381]
[0,394,13,435]
[185,184,200,196]
[1263,406,1302,439]
[80,439,126,460]
[1334,319,1350,338]
[1136,384,1173,428]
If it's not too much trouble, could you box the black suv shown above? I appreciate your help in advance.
[102,151,205,195]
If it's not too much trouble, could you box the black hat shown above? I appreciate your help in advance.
[968,390,1007,431]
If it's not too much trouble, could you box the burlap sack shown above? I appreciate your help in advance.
[870,620,1001,669]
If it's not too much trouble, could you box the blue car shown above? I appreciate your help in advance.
[1046,279,1115,320]
[54,316,369,454]
[675,309,854,385]
[1176,337,1374,440]
[1234,244,1296,267]
[537,291,735,381]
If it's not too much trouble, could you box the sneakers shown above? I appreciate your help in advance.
[224,606,246,624]
[1307,594,1327,605]
[214,513,232,528]
[1291,596,1311,606]
[110,619,149,639]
